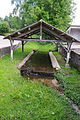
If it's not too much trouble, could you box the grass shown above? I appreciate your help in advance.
[54,52,80,107]
[0,42,80,120]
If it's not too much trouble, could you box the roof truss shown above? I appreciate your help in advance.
[4,19,79,43]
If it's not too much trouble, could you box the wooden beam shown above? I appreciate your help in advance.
[49,51,61,70]
[17,50,36,69]
[4,21,40,39]
[10,39,14,60]
[12,38,66,42]
[43,21,77,42]
[15,27,40,38]
[23,37,40,39]
[43,27,70,42]
[22,41,24,52]
[56,42,60,52]
[40,21,42,40]
[24,41,28,45]
[4,20,78,43]
[59,43,67,52]
[65,42,72,67]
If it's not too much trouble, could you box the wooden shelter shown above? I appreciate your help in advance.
[4,19,80,66]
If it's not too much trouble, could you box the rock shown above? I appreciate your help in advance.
[52,79,59,87]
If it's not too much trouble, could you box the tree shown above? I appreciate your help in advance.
[0,21,10,34]
[4,15,22,30]
[0,17,3,22]
[11,0,74,31]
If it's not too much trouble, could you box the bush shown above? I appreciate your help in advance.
[0,21,10,34]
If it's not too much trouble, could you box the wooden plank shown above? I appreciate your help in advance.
[12,38,66,42]
[17,50,36,69]
[49,51,61,70]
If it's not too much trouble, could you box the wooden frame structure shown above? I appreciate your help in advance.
[4,19,79,66]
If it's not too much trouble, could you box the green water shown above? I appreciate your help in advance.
[25,52,53,73]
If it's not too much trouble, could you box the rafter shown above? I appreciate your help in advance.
[12,38,66,42]
[13,27,40,39]
[4,19,78,43]
[43,27,67,42]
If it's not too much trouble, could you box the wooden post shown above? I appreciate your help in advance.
[10,39,14,60]
[65,42,72,67]
[22,41,24,52]
[56,42,60,52]
[53,42,60,52]
[40,21,42,40]
[17,50,36,69]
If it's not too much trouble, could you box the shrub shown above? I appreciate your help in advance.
[0,21,10,34]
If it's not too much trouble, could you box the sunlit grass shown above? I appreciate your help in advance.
[0,42,80,120]
[54,52,80,107]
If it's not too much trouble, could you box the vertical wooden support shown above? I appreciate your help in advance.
[22,41,24,52]
[10,39,14,60]
[65,42,72,67]
[56,42,60,52]
[40,21,42,40]
[53,42,60,52]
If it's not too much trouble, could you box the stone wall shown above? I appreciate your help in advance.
[0,47,10,58]
[0,41,22,58]
[70,51,80,71]
[59,45,80,71]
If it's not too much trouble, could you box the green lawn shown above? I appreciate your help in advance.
[0,42,80,120]
[54,52,80,108]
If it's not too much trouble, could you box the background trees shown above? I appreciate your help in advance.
[11,0,74,31]
[0,0,74,33]
[4,15,22,30]
[0,21,10,34]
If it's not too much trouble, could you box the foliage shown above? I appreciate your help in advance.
[54,52,80,108]
[0,21,10,34]
[11,0,74,31]
[0,42,80,119]
[4,15,22,30]
[0,17,3,22]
